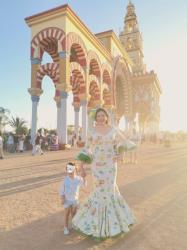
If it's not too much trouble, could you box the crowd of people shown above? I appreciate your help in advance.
[0,130,86,160]
[0,132,60,158]
[1,125,187,160]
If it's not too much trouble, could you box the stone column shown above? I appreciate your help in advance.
[60,91,68,144]
[125,117,129,131]
[57,50,71,144]
[74,106,80,138]
[80,99,88,142]
[128,118,134,133]
[56,101,61,141]
[107,107,115,126]
[31,58,41,88]
[31,96,40,144]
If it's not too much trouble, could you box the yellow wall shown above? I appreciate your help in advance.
[110,39,124,58]
[30,15,66,39]
[96,36,111,52]
[65,17,111,65]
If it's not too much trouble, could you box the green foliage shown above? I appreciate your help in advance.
[9,116,28,135]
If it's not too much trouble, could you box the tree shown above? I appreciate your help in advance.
[9,117,28,135]
[0,107,10,131]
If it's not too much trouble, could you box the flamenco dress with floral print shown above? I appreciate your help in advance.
[72,127,136,238]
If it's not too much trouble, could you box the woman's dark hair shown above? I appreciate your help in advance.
[95,108,109,124]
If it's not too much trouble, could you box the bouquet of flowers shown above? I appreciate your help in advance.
[75,149,93,164]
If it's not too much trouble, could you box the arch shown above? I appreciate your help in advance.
[102,63,112,84]
[70,66,86,99]
[113,57,132,118]
[70,62,86,97]
[66,32,87,67]
[70,62,85,81]
[87,50,101,78]
[88,75,99,89]
[88,80,100,108]
[36,63,59,88]
[115,76,126,117]
[102,69,112,85]
[103,88,112,107]
[31,27,66,60]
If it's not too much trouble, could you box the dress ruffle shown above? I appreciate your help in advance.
[72,186,136,238]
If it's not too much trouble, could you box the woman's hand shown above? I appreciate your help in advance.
[113,154,123,162]
[80,162,84,168]
[79,163,86,177]
[80,168,86,178]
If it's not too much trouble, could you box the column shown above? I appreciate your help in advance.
[31,95,40,144]
[56,101,61,141]
[129,118,134,132]
[81,99,88,143]
[74,106,80,138]
[125,117,129,131]
[108,108,115,126]
[60,91,68,144]
[31,58,41,88]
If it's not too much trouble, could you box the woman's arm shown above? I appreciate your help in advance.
[75,129,93,165]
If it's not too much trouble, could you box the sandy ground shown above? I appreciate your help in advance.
[0,142,187,250]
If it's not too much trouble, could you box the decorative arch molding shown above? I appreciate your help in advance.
[88,75,99,89]
[113,56,133,117]
[31,27,66,60]
[89,80,100,102]
[102,63,112,84]
[70,67,86,98]
[70,62,85,82]
[66,32,87,65]
[87,50,102,78]
[36,63,59,88]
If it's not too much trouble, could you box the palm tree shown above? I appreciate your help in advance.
[9,117,28,135]
[0,107,10,131]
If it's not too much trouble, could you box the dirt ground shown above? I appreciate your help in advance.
[0,142,187,250]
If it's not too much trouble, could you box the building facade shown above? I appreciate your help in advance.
[25,1,161,144]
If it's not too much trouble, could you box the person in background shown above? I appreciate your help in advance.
[129,128,141,164]
[32,132,43,155]
[7,133,14,153]
[0,131,4,159]
[19,134,25,153]
[13,134,19,152]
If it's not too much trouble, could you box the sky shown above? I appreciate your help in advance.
[0,0,187,132]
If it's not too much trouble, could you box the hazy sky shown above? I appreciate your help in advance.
[1,0,187,131]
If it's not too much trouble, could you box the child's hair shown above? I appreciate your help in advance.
[66,162,78,173]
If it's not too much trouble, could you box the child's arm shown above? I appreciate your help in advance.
[59,180,66,204]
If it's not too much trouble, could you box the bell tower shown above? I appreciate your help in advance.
[119,1,146,73]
